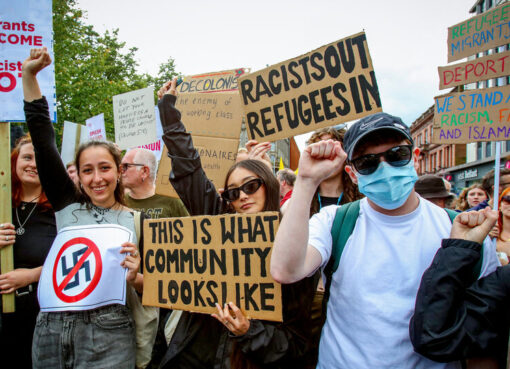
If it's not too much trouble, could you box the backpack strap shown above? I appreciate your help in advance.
[444,208,483,278]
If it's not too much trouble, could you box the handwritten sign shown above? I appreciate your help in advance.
[113,87,157,150]
[61,121,88,166]
[142,213,282,322]
[438,50,510,89]
[448,2,510,63]
[0,0,56,122]
[177,69,248,94]
[238,32,381,142]
[432,85,510,144]
[86,113,106,141]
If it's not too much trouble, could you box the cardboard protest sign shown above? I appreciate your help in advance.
[142,212,282,322]
[447,2,510,63]
[86,113,106,141]
[238,32,381,142]
[38,224,131,312]
[61,121,88,166]
[432,85,510,144]
[439,50,510,89]
[156,137,240,198]
[177,69,249,94]
[0,0,56,122]
[113,86,157,150]
[133,106,164,161]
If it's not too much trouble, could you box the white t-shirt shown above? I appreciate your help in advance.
[309,197,499,369]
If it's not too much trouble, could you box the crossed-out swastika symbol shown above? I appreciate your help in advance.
[61,247,92,290]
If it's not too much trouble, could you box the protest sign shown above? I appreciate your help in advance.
[142,212,282,322]
[238,32,381,142]
[177,69,248,94]
[0,0,56,122]
[38,224,131,312]
[134,106,164,161]
[113,86,157,150]
[155,79,244,198]
[86,113,106,141]
[439,50,510,89]
[447,2,510,63]
[432,85,510,144]
[61,121,88,166]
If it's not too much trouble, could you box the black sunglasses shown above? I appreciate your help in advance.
[502,195,510,203]
[121,163,144,172]
[221,178,264,202]
[350,145,413,175]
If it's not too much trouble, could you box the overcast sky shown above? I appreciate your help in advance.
[77,0,476,148]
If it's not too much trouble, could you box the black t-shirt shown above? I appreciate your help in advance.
[319,196,341,208]
[12,203,56,269]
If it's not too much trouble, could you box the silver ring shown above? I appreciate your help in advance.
[132,251,139,257]
[5,236,9,241]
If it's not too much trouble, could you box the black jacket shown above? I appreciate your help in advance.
[158,94,318,369]
[410,238,510,363]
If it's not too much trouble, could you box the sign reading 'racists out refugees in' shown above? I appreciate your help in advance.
[238,32,382,142]
[142,213,283,322]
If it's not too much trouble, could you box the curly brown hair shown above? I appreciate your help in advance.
[307,127,363,216]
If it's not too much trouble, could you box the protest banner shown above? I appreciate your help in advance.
[432,85,510,144]
[134,106,164,161]
[38,224,131,312]
[142,212,282,322]
[0,123,14,312]
[113,86,157,150]
[0,0,56,122]
[447,2,510,63]
[238,32,381,142]
[155,76,244,198]
[86,113,106,141]
[61,121,88,167]
[177,69,249,94]
[439,50,510,89]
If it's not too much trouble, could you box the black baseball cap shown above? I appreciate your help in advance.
[343,112,414,160]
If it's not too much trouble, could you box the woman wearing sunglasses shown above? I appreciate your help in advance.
[157,78,317,369]
[494,187,510,265]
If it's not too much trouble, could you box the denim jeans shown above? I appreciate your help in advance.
[32,304,135,369]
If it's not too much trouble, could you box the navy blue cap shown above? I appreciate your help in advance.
[343,112,414,160]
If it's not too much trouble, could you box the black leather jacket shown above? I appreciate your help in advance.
[410,238,510,364]
[158,94,317,369]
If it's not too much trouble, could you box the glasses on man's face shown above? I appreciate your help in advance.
[121,163,144,173]
[221,178,264,202]
[350,145,413,175]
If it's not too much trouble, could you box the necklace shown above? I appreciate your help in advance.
[15,202,38,235]
[21,193,41,210]
[318,192,343,210]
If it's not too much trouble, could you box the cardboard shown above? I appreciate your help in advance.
[447,2,510,63]
[155,137,239,198]
[439,50,510,89]
[237,31,381,142]
[113,86,157,150]
[86,113,106,141]
[432,85,510,144]
[178,69,249,94]
[142,212,282,322]
[174,93,243,139]
[61,120,88,166]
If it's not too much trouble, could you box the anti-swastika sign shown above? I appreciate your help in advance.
[39,224,133,312]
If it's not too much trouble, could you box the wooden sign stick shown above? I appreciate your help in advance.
[0,123,15,313]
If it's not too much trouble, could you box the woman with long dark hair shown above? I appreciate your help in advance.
[22,47,141,368]
[158,78,317,369]
[0,135,56,369]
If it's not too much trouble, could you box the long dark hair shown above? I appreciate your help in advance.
[223,159,280,213]
[74,141,126,207]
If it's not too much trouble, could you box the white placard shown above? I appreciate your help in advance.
[60,121,88,166]
[133,106,163,161]
[86,113,106,141]
[0,0,56,122]
[113,86,157,150]
[38,224,132,312]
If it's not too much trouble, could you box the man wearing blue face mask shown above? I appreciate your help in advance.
[270,112,499,369]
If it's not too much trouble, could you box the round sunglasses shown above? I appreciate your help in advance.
[350,145,413,175]
[221,178,264,202]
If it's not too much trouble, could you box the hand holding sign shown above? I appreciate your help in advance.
[0,223,16,248]
[212,302,250,336]
[120,242,141,285]
[298,140,347,186]
[450,207,498,244]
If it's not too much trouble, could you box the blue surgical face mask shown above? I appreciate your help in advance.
[356,160,418,210]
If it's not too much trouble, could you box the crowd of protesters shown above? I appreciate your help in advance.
[1,46,510,369]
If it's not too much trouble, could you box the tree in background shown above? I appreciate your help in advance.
[49,0,178,146]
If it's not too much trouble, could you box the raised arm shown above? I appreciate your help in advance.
[158,78,225,216]
[271,140,346,283]
[22,47,77,211]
